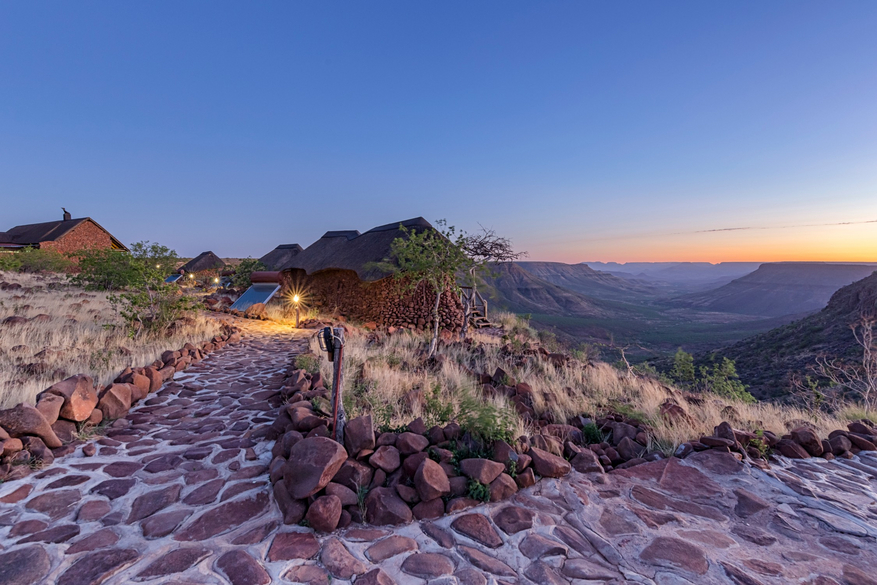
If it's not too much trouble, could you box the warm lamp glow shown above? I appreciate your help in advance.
[293,294,300,304]
[213,277,219,283]
[188,274,194,279]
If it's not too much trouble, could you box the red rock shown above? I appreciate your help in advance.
[640,536,708,575]
[791,427,823,456]
[446,497,480,513]
[26,488,80,519]
[21,436,54,464]
[364,486,413,525]
[412,497,445,520]
[396,432,429,454]
[306,494,342,533]
[140,509,192,539]
[401,552,455,579]
[0,483,32,503]
[273,483,306,525]
[489,473,517,501]
[126,484,181,522]
[57,548,139,585]
[459,458,505,484]
[0,403,62,448]
[135,547,210,580]
[365,535,418,561]
[98,384,134,420]
[35,394,64,424]
[51,419,77,443]
[830,434,853,455]
[357,568,396,585]
[1,437,23,458]
[174,493,269,541]
[515,468,536,488]
[734,488,770,518]
[283,437,348,499]
[451,513,503,548]
[45,375,98,422]
[458,545,516,577]
[369,445,401,473]
[267,531,320,561]
[0,546,51,585]
[332,458,374,491]
[282,565,331,585]
[395,484,419,504]
[401,451,429,478]
[848,434,877,451]
[325,482,358,506]
[414,458,450,501]
[775,439,810,459]
[570,449,603,473]
[344,414,375,455]
[529,447,571,478]
[65,528,119,554]
[16,523,80,544]
[321,538,367,579]
[215,550,271,585]
[493,505,534,534]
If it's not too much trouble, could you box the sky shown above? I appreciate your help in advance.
[1,2,876,263]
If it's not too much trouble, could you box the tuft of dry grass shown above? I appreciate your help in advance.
[311,311,854,452]
[0,271,222,408]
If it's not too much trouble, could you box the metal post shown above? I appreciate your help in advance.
[295,305,300,328]
[331,327,346,444]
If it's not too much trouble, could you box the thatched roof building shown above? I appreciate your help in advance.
[0,213,127,252]
[180,251,226,273]
[278,217,433,281]
[259,244,303,271]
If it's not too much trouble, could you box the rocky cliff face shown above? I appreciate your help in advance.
[719,271,877,399]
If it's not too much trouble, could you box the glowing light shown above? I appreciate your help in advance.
[213,277,219,283]
[188,273,194,279]
[292,294,300,304]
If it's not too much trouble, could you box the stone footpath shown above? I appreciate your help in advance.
[1,318,877,585]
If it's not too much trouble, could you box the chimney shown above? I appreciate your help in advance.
[62,207,71,221]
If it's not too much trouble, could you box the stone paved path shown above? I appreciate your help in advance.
[2,317,877,585]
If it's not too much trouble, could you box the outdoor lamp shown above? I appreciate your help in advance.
[293,294,301,328]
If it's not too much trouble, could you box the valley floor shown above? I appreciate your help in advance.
[1,318,876,585]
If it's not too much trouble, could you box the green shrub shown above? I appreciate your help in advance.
[466,479,491,502]
[582,423,603,445]
[4,247,73,273]
[69,248,139,290]
[422,383,455,428]
[455,389,516,444]
[232,258,267,288]
[294,353,321,375]
[698,357,756,404]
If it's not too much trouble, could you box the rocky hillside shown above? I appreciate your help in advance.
[477,262,618,319]
[515,261,656,301]
[677,262,877,318]
[719,271,877,399]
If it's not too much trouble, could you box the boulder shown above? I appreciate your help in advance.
[396,432,429,455]
[369,446,401,473]
[306,495,342,533]
[529,447,571,478]
[45,375,98,422]
[460,458,505,485]
[51,419,78,444]
[35,394,64,425]
[829,434,852,455]
[570,449,604,473]
[365,487,413,525]
[0,403,63,448]
[791,427,823,457]
[143,367,163,392]
[21,436,54,464]
[414,459,450,501]
[344,415,375,456]
[332,459,374,492]
[489,473,518,502]
[98,384,134,420]
[130,373,151,398]
[283,437,348,499]
[775,439,810,459]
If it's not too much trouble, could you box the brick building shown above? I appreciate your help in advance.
[0,210,128,253]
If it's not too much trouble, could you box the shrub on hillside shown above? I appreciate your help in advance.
[69,248,138,290]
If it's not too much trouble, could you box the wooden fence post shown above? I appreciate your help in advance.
[331,327,347,444]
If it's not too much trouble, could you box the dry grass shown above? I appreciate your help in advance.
[310,311,854,453]
[0,271,222,409]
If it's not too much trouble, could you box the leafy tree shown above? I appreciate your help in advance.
[231,258,266,288]
[377,220,470,358]
[69,248,138,290]
[698,357,755,403]
[458,226,525,338]
[670,348,696,387]
[108,242,199,338]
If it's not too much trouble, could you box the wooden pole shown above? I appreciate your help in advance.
[331,327,346,444]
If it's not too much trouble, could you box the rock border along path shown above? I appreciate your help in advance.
[2,318,877,585]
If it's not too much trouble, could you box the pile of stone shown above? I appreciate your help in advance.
[0,325,242,483]
[266,364,577,533]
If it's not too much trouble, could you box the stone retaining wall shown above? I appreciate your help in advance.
[0,324,242,483]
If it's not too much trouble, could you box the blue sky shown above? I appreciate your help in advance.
[2,2,876,261]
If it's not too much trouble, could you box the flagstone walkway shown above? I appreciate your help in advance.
[1,317,877,585]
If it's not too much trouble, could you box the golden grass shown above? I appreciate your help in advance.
[0,271,222,409]
[309,311,852,453]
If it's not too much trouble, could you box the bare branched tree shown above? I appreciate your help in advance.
[814,314,877,411]
[458,226,526,338]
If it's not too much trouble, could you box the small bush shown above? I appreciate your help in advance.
[4,247,73,273]
[294,354,321,375]
[467,478,491,502]
[455,390,516,444]
[582,423,602,445]
[69,248,138,290]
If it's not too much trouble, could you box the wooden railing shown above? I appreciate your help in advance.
[460,286,488,320]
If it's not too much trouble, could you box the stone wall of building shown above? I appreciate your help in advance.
[282,269,464,332]
[38,221,115,254]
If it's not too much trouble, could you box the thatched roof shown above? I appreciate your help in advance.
[279,217,434,282]
[259,244,303,271]
[181,251,226,273]
[1,217,128,251]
